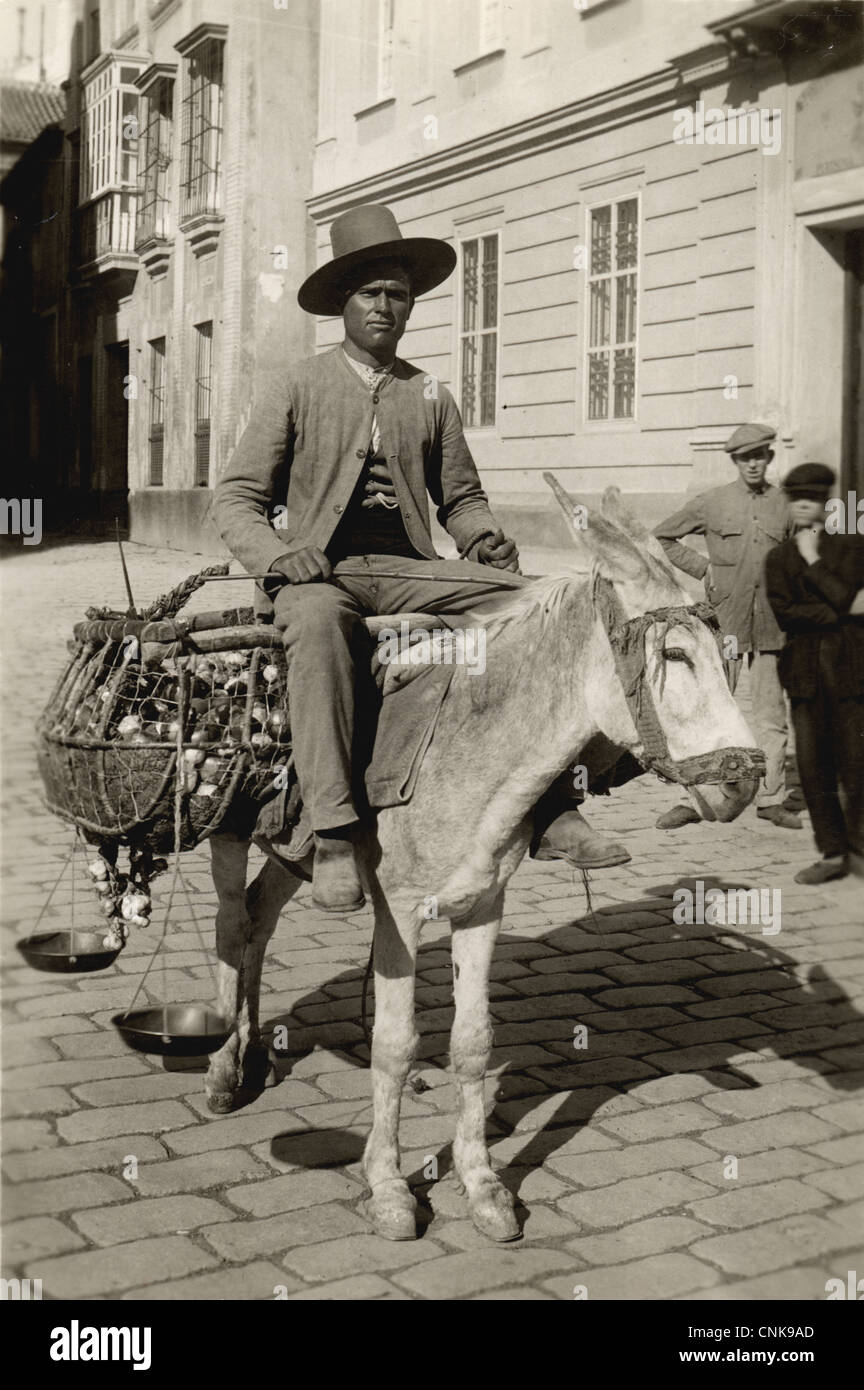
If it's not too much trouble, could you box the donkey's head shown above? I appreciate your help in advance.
[546,476,763,823]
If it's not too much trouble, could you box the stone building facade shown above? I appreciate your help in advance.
[309,0,863,547]
[3,0,318,548]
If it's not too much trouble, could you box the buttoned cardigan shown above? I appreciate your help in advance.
[214,346,499,584]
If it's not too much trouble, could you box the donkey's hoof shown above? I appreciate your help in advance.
[206,1091,236,1115]
[241,1044,275,1092]
[366,1181,418,1241]
[469,1183,521,1243]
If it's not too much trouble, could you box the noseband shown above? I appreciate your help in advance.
[593,575,766,788]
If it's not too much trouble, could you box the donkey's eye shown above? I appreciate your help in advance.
[663,647,691,665]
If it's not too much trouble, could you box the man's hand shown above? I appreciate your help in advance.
[795,526,822,566]
[477,529,520,572]
[272,547,332,584]
[361,460,398,509]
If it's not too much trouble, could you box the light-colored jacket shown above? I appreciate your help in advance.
[654,478,792,652]
[215,347,499,588]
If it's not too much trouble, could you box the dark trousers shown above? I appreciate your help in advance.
[273,555,524,832]
[790,643,864,859]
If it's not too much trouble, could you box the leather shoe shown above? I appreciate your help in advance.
[757,806,802,830]
[312,832,365,913]
[794,856,848,885]
[656,805,701,829]
[531,808,631,869]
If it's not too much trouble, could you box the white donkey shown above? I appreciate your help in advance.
[204,488,763,1241]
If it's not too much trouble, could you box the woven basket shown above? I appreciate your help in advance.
[37,585,295,855]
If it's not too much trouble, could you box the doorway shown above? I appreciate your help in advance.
[842,229,864,497]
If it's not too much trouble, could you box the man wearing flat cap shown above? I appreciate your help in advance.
[216,204,627,910]
[765,464,864,884]
[653,422,797,830]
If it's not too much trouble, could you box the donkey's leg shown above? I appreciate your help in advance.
[451,893,519,1242]
[206,833,252,1112]
[236,854,302,1089]
[362,888,422,1241]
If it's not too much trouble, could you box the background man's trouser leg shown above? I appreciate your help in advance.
[790,691,847,859]
[747,651,788,808]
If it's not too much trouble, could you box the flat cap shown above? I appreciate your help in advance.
[783,462,835,496]
[724,422,777,455]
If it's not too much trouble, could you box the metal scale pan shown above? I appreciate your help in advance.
[17,928,122,974]
[112,1004,230,1056]
[17,838,122,973]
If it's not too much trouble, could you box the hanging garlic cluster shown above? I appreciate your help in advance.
[86,844,166,951]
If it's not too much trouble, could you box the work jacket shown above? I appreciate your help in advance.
[654,478,791,652]
[214,347,499,609]
[765,533,864,698]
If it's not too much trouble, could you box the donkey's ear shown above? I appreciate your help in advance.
[600,486,677,573]
[543,472,645,579]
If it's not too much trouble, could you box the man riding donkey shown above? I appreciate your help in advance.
[215,204,628,911]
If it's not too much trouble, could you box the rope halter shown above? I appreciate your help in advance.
[592,574,766,788]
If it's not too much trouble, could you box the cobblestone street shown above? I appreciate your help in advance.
[2,539,862,1301]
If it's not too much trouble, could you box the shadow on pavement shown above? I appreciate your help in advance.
[221,873,864,1227]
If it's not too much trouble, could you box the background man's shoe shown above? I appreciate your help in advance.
[783,789,806,813]
[794,856,848,885]
[531,808,631,868]
[312,833,365,913]
[656,805,700,829]
[757,806,802,829]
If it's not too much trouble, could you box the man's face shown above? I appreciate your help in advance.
[733,447,771,490]
[342,261,413,360]
[788,495,827,529]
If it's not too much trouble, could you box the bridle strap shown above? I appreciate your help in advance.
[593,575,765,787]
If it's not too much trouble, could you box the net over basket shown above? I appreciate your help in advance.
[35,569,298,859]
[26,568,301,1039]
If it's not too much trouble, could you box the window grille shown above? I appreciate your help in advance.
[137,76,173,242]
[180,37,224,218]
[148,337,166,486]
[194,322,212,486]
[459,233,499,429]
[586,195,639,421]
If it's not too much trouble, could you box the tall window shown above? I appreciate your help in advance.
[137,75,174,242]
[148,338,166,486]
[586,195,639,421]
[459,233,499,429]
[194,322,213,486]
[377,0,395,100]
[180,36,224,218]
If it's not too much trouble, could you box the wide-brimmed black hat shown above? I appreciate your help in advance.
[298,204,457,317]
[783,462,835,497]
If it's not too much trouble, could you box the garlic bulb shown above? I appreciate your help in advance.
[120,890,150,922]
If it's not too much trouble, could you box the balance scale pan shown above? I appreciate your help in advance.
[112,1005,231,1056]
[17,929,122,974]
